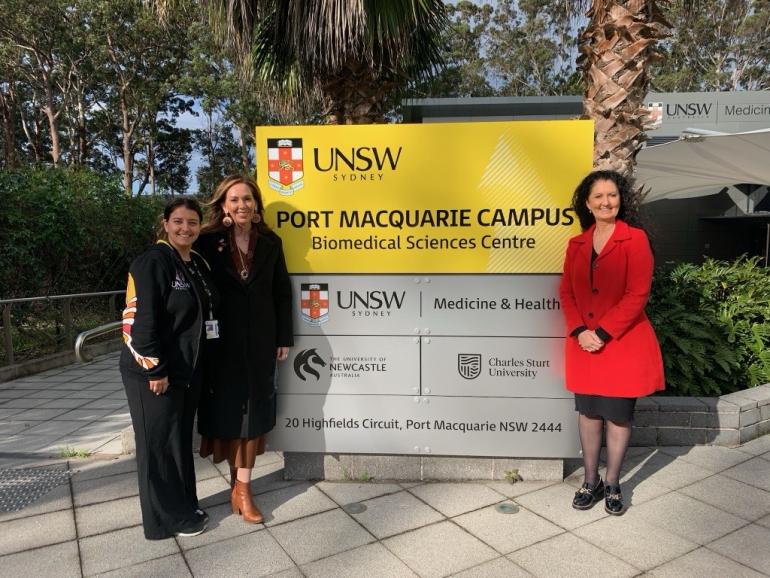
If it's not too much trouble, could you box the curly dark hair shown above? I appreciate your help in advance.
[570,170,653,238]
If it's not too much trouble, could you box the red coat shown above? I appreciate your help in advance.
[559,220,664,397]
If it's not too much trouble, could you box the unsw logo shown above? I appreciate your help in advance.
[647,102,663,125]
[267,138,304,195]
[458,354,481,380]
[294,348,326,381]
[300,283,329,326]
[171,269,190,291]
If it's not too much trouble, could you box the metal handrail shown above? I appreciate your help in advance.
[2,290,125,366]
[0,290,124,306]
[75,322,122,364]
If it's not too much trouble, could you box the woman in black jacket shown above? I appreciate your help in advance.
[195,174,293,524]
[120,198,219,540]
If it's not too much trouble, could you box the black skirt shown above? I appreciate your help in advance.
[574,393,637,423]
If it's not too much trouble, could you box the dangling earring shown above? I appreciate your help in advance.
[223,212,233,227]
[252,211,261,224]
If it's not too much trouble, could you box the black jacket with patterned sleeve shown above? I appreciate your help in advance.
[119,242,218,387]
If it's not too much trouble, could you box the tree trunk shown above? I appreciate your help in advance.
[237,125,250,172]
[36,59,62,167]
[121,94,133,194]
[77,82,88,166]
[0,85,16,167]
[322,56,400,125]
[578,0,669,177]
[19,101,44,164]
[118,88,140,195]
[149,137,156,196]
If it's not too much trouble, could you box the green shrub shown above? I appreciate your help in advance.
[647,256,770,396]
[0,167,165,298]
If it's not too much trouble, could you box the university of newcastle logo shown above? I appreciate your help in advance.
[293,348,327,381]
[300,283,329,327]
[267,138,304,195]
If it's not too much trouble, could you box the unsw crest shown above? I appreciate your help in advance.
[301,283,329,326]
[647,102,663,126]
[267,138,304,195]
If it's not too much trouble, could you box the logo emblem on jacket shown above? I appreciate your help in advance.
[172,269,190,290]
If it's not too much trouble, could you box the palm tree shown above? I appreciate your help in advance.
[256,0,446,124]
[154,0,673,170]
[155,0,447,124]
[575,0,671,176]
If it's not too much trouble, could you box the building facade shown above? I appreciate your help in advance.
[403,91,770,265]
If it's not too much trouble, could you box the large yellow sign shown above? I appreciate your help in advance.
[257,121,592,273]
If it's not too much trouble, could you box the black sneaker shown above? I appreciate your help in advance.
[195,509,209,525]
[176,515,207,537]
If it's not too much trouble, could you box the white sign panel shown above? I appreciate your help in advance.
[291,274,564,337]
[268,274,580,458]
[422,336,566,398]
[267,394,580,458]
[282,335,419,396]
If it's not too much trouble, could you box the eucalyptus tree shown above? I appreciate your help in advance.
[0,44,25,167]
[489,0,580,97]
[194,115,245,195]
[415,1,495,98]
[652,0,770,91]
[89,0,195,194]
[181,21,270,174]
[0,0,77,167]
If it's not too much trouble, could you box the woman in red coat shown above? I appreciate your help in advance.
[559,170,664,515]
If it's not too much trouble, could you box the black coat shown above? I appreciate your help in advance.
[119,242,218,387]
[194,229,294,439]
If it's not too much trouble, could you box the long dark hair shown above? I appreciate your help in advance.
[157,197,203,240]
[201,174,271,234]
[570,170,652,237]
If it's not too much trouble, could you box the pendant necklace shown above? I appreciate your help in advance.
[229,226,258,283]
[237,244,248,280]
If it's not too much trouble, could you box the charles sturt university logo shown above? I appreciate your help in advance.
[268,138,304,195]
[301,283,329,327]
[458,354,481,380]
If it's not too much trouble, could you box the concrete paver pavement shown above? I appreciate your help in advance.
[1,353,770,577]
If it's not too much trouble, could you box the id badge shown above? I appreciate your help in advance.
[205,319,220,339]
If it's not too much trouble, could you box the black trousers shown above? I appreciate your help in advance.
[123,374,202,540]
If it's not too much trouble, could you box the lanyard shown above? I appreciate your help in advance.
[185,258,214,320]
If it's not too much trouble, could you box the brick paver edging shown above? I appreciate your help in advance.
[632,383,770,447]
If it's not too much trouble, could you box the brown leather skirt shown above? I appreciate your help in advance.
[199,435,266,469]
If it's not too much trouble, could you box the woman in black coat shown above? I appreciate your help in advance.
[120,198,218,539]
[195,174,294,524]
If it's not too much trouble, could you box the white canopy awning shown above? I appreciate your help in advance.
[635,129,770,203]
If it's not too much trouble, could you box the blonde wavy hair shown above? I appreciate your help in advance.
[201,174,271,234]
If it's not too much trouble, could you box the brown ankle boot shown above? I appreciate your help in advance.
[232,480,263,524]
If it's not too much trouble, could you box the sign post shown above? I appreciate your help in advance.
[257,121,593,459]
